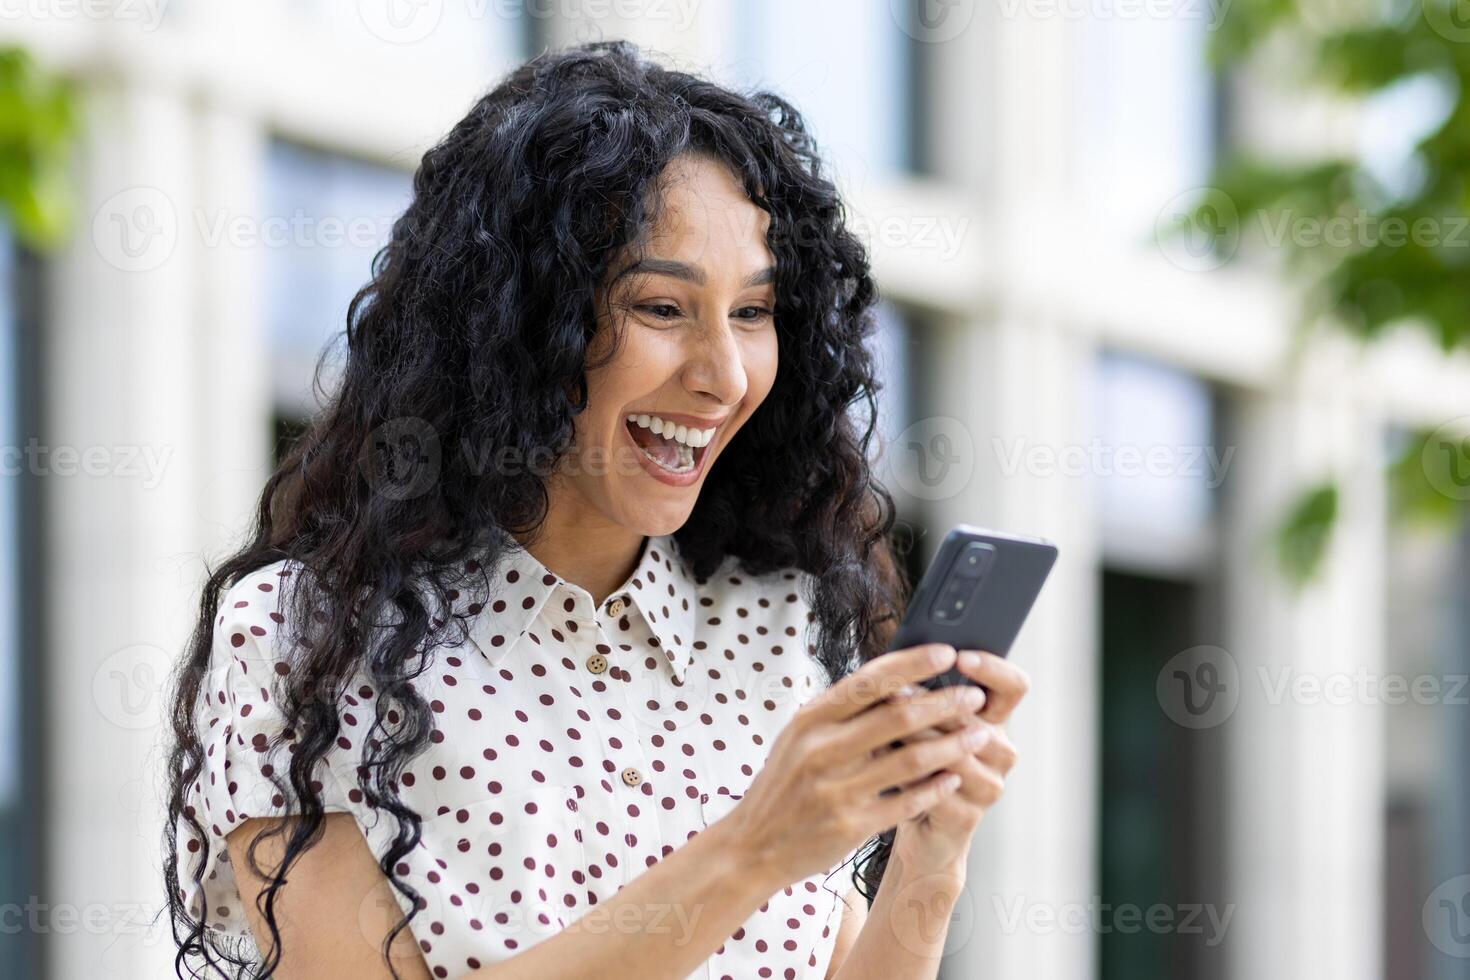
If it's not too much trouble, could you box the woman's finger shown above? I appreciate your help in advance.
[954,651,1031,723]
[806,644,958,725]
[975,724,1018,775]
[893,732,1005,810]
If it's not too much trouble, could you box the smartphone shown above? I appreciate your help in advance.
[888,524,1058,691]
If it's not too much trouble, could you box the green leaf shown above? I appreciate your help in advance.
[1391,426,1470,528]
[1275,482,1339,586]
[0,46,78,251]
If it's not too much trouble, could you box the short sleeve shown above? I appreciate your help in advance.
[784,567,835,703]
[175,561,358,938]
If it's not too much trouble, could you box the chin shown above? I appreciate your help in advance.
[616,500,696,538]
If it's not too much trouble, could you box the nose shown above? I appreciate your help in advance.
[680,314,749,408]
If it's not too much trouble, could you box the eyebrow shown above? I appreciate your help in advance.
[620,258,776,289]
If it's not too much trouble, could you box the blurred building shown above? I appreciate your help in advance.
[1,2,1468,978]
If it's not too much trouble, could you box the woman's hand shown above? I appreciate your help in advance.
[883,650,1030,876]
[719,643,991,887]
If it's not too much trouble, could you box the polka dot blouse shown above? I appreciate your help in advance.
[177,533,862,979]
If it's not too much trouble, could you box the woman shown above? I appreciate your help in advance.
[164,39,1029,980]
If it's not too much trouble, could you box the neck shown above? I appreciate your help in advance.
[514,507,646,609]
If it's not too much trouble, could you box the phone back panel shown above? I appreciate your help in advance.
[888,525,1058,690]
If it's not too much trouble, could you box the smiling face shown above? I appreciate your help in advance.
[554,152,780,537]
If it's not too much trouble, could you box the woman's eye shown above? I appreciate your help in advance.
[634,303,773,324]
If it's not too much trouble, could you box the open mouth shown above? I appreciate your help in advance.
[624,413,716,475]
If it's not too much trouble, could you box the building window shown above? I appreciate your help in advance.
[1078,14,1216,244]
[1381,440,1470,979]
[864,301,930,587]
[1090,350,1221,574]
[714,0,918,180]
[1094,351,1228,980]
[263,139,414,454]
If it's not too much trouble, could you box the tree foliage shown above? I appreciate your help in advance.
[1195,0,1470,581]
[0,47,76,251]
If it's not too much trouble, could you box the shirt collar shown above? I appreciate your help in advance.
[465,532,703,684]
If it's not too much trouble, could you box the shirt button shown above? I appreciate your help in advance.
[620,767,642,787]
[606,596,626,618]
[585,653,608,674]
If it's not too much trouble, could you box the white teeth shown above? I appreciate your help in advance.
[642,442,695,474]
[625,413,717,449]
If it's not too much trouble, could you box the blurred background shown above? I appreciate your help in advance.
[2,1,1470,977]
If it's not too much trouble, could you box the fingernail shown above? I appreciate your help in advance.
[963,725,989,749]
[959,650,985,670]
[961,687,985,710]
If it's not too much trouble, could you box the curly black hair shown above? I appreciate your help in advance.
[163,38,911,978]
